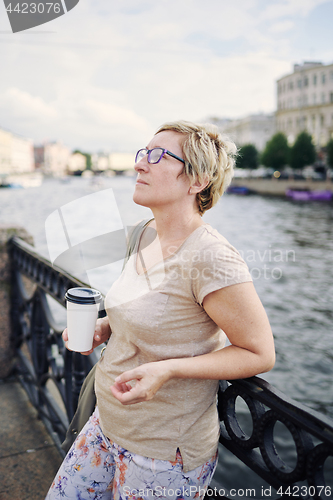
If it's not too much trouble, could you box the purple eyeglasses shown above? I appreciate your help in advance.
[135,147,185,165]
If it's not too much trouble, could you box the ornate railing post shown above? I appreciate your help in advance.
[218,378,333,498]
[0,226,34,379]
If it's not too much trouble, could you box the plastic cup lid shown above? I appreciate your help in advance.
[65,287,102,305]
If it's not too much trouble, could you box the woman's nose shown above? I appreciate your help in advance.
[134,158,149,172]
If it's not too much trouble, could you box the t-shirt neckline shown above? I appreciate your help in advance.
[134,221,209,277]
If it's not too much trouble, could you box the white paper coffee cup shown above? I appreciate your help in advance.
[65,287,102,352]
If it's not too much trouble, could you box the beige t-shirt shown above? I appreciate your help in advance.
[95,223,252,472]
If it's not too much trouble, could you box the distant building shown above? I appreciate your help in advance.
[276,61,333,146]
[91,153,109,172]
[34,142,71,177]
[91,152,135,173]
[0,127,34,175]
[212,114,275,151]
[67,152,87,173]
[109,153,135,173]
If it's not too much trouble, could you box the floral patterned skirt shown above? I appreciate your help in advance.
[45,407,218,500]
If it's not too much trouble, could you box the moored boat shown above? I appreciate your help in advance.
[227,186,252,195]
[286,188,333,201]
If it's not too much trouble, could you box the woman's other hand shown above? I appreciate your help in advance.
[110,360,173,405]
[62,316,111,355]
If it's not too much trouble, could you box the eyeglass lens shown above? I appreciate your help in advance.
[136,148,165,164]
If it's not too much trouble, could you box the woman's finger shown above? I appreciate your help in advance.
[62,328,68,342]
[110,382,142,405]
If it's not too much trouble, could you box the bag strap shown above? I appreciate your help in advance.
[61,218,154,453]
[122,218,153,271]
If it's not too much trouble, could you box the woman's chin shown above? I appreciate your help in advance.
[133,192,149,208]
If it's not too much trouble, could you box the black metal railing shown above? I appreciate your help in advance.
[7,236,333,499]
[8,236,103,452]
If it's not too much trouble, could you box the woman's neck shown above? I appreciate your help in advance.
[149,208,204,245]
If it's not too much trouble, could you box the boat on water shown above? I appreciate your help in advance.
[226,186,252,195]
[0,172,43,189]
[0,182,23,189]
[286,188,333,201]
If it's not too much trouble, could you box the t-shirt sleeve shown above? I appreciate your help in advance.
[191,235,252,305]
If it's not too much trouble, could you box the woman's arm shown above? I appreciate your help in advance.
[62,315,111,356]
[111,282,275,404]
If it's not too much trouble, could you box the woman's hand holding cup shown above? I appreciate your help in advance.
[62,316,111,355]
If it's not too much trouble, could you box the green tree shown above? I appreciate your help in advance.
[261,133,290,170]
[73,150,92,170]
[290,131,316,170]
[236,144,258,169]
[327,138,333,169]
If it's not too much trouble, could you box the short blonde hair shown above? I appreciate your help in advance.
[156,120,236,214]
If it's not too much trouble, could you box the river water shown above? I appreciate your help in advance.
[1,176,332,497]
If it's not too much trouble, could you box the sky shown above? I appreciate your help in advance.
[1,0,333,154]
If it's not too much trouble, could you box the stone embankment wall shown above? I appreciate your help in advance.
[230,178,333,196]
[0,227,33,379]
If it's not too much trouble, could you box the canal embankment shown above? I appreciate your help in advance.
[230,177,333,196]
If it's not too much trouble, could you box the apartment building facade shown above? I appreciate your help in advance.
[276,61,333,147]
[34,142,71,176]
[0,127,34,175]
[216,113,276,151]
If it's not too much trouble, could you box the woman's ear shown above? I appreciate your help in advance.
[189,175,210,194]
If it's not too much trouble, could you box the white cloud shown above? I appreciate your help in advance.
[259,0,332,20]
[0,87,58,121]
[82,100,150,130]
[269,20,295,33]
[0,0,332,151]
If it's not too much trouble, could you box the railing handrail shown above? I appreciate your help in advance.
[228,377,333,442]
[9,235,90,307]
[7,236,333,497]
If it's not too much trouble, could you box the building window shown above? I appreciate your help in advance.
[313,94,316,104]
[304,76,308,87]
[321,93,326,104]
[297,79,302,88]
[289,80,294,90]
[330,92,333,104]
[330,70,333,81]
[322,73,326,84]
[313,74,317,85]
[320,115,325,126]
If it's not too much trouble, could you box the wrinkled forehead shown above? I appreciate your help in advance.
[148,130,185,155]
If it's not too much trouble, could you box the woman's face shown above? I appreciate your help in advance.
[133,130,192,212]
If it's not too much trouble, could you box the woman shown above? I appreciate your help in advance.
[46,121,275,500]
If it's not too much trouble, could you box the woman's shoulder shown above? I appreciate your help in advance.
[184,223,247,267]
[192,224,238,252]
